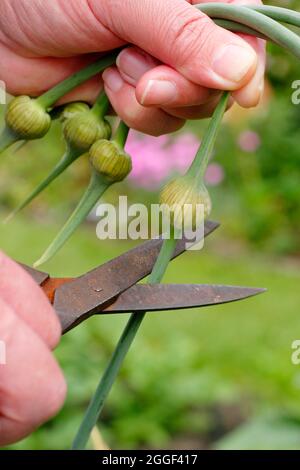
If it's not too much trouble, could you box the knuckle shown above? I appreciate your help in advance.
[169,11,217,68]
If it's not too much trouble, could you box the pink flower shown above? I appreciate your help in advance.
[205,163,225,186]
[126,130,201,190]
[171,133,200,172]
[238,130,261,153]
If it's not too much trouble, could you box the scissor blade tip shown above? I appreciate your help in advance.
[238,286,267,297]
[207,220,220,230]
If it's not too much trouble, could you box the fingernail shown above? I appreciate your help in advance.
[117,49,155,85]
[212,44,257,85]
[141,80,178,105]
[102,68,124,93]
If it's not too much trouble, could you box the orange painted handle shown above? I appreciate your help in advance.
[41,278,73,304]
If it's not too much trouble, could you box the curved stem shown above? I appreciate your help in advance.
[114,121,130,149]
[5,148,82,222]
[247,5,300,29]
[188,92,229,181]
[196,4,300,58]
[36,51,118,109]
[34,170,110,267]
[91,91,110,119]
[72,235,177,450]
[214,19,268,40]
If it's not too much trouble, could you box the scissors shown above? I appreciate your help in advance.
[20,221,265,334]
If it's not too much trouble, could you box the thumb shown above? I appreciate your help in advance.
[98,0,257,90]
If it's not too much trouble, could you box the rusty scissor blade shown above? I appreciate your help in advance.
[20,263,49,285]
[103,284,266,314]
[53,220,219,332]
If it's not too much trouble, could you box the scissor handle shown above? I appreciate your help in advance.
[41,277,74,304]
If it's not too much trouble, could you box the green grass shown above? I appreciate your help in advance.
[1,214,300,449]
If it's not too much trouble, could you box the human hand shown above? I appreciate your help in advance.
[0,0,265,136]
[0,252,66,446]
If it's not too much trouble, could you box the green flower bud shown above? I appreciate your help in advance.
[160,176,212,230]
[89,140,132,182]
[60,102,90,122]
[63,112,111,151]
[5,96,51,140]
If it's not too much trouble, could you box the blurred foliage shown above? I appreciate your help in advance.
[216,412,300,450]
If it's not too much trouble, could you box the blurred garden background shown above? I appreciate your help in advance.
[1,0,300,450]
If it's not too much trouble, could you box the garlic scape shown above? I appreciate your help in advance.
[160,92,229,231]
[59,102,90,121]
[63,102,111,152]
[34,121,131,267]
[5,96,51,140]
[89,139,132,183]
[0,51,118,156]
[5,93,111,222]
[0,97,51,154]
[160,176,212,230]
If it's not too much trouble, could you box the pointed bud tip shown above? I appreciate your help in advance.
[33,260,43,269]
[3,213,14,224]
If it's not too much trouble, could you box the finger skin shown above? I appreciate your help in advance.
[0,251,61,349]
[0,298,66,446]
[0,0,260,93]
[103,67,185,136]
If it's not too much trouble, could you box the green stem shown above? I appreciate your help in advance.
[199,3,300,29]
[36,51,118,109]
[196,4,300,58]
[0,127,19,155]
[91,91,110,118]
[5,147,81,223]
[188,91,229,181]
[247,5,300,29]
[114,121,130,149]
[34,170,110,267]
[214,19,268,40]
[72,235,178,450]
